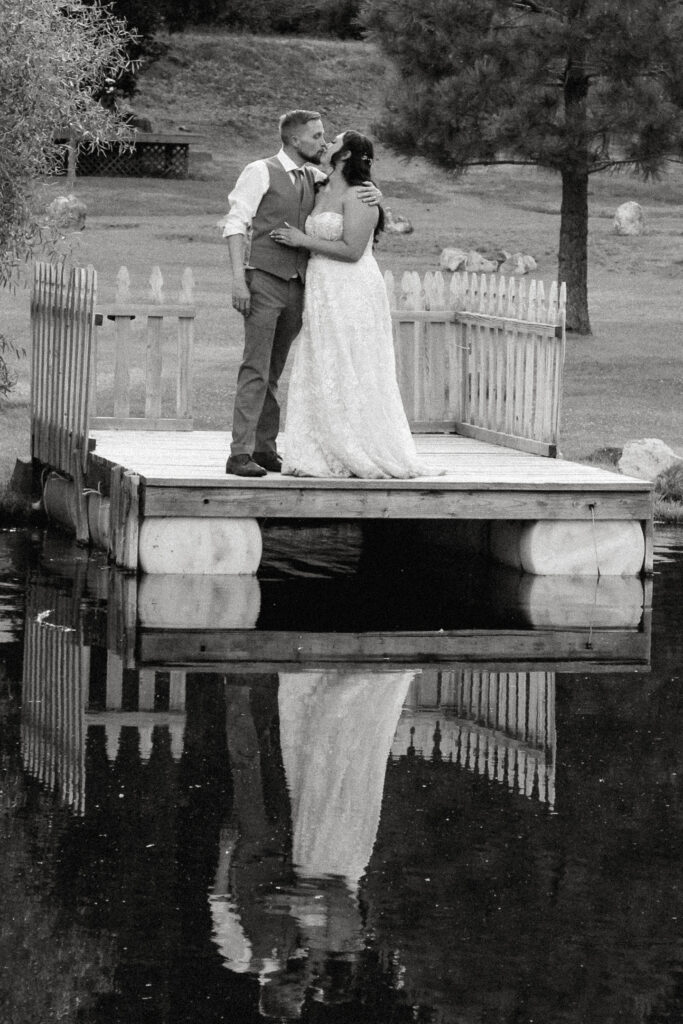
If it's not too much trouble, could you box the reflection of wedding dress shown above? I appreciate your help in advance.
[210,670,415,1016]
[278,669,416,888]
[282,212,423,479]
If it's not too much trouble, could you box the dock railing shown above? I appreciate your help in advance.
[31,261,564,488]
[31,262,195,469]
[385,270,567,457]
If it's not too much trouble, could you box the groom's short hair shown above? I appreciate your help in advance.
[279,109,322,144]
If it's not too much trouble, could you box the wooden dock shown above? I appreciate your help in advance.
[91,430,650,521]
[30,261,653,576]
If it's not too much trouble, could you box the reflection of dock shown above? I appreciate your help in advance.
[137,624,650,672]
[131,571,652,672]
[392,671,556,807]
[26,536,649,672]
[19,544,650,814]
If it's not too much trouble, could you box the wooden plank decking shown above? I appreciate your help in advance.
[91,430,652,524]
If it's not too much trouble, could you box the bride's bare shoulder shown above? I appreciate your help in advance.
[342,188,379,221]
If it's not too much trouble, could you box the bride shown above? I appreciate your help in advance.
[270,130,424,479]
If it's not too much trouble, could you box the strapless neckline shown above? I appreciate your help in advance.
[309,210,343,221]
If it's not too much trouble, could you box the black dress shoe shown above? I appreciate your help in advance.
[225,454,267,477]
[252,451,283,473]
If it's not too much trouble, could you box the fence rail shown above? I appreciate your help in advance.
[386,270,567,457]
[92,265,195,431]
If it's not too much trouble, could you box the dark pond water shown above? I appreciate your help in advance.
[0,525,681,1024]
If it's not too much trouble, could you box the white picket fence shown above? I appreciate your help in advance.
[92,265,196,431]
[385,270,567,457]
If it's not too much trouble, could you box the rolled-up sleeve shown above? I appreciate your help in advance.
[222,160,268,238]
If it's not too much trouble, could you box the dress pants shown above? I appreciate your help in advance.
[230,268,305,457]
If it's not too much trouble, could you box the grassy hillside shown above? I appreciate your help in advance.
[134,33,387,144]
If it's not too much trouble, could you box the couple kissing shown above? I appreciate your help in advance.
[222,108,424,480]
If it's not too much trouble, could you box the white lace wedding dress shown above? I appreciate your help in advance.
[282,211,424,479]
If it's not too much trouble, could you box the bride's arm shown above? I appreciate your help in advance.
[270,198,378,263]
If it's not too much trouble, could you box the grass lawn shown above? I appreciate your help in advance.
[1,31,682,508]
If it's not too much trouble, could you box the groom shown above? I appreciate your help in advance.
[223,109,379,477]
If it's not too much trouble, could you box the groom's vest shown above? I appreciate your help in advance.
[248,157,317,281]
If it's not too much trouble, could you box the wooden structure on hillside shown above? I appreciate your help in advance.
[29,261,653,576]
[54,132,203,178]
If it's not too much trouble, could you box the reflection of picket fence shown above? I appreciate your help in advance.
[21,586,89,814]
[30,262,196,482]
[21,584,186,814]
[385,270,566,457]
[392,670,557,808]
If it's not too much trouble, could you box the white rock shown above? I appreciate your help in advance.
[618,438,682,480]
[499,253,527,275]
[47,193,87,231]
[464,250,498,273]
[384,207,413,233]
[439,247,468,272]
[499,252,538,275]
[614,201,644,236]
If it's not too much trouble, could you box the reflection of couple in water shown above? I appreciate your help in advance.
[209,670,415,1018]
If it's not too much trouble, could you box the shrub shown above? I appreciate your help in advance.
[655,463,683,503]
[0,336,25,400]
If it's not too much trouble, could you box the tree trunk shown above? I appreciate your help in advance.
[559,28,591,335]
[558,167,591,333]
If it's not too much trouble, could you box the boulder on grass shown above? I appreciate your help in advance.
[499,252,538,275]
[384,208,413,233]
[47,194,87,231]
[618,438,682,480]
[481,249,510,266]
[439,247,468,272]
[464,250,498,273]
[614,201,644,236]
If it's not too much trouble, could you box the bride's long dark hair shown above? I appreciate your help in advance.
[330,130,385,240]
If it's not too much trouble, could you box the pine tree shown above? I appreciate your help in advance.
[362,0,683,333]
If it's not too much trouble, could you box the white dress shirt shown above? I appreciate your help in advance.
[222,148,327,238]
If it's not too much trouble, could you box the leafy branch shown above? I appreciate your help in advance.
[0,335,26,399]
